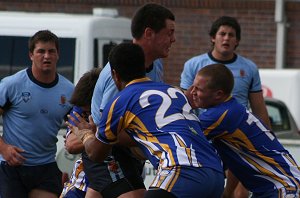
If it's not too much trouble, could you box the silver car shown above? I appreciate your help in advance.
[264,97,300,139]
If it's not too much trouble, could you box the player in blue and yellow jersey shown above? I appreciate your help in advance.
[67,43,225,198]
[181,16,272,197]
[61,68,101,198]
[190,63,300,197]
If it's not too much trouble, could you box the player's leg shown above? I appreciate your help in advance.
[82,153,104,198]
[145,188,176,198]
[85,187,102,198]
[223,169,249,198]
[223,169,239,198]
[29,189,58,198]
[234,182,249,198]
[28,162,63,198]
[0,161,27,198]
[108,146,146,198]
[117,189,145,198]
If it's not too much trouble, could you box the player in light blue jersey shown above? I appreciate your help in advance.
[68,43,225,198]
[86,3,176,198]
[0,30,74,198]
[181,16,270,126]
[182,16,271,197]
[91,59,163,126]
[190,63,300,198]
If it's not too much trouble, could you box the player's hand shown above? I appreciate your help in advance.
[64,133,85,154]
[2,144,26,166]
[67,111,96,132]
[66,112,95,143]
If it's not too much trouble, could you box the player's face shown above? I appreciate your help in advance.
[191,75,217,108]
[211,25,239,60]
[152,19,176,58]
[30,41,59,74]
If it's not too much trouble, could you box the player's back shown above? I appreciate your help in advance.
[201,97,300,193]
[112,79,223,171]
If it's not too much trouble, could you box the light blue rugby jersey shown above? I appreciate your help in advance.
[200,97,300,194]
[96,78,223,172]
[180,52,262,108]
[91,59,163,125]
[0,68,74,165]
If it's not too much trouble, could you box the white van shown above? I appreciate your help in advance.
[0,9,132,177]
[0,8,132,84]
[259,69,300,129]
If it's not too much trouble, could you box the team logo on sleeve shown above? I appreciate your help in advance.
[21,92,31,103]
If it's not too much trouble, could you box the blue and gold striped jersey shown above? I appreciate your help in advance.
[200,97,300,194]
[96,78,223,173]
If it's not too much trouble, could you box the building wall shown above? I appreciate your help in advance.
[0,0,298,85]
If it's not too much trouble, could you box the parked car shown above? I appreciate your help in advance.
[264,97,300,139]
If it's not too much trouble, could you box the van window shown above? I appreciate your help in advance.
[0,36,75,82]
[102,42,117,67]
[95,39,131,68]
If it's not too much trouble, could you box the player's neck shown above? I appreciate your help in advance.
[211,50,235,62]
[31,66,56,84]
[133,39,156,69]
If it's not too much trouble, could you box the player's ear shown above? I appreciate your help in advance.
[111,69,118,81]
[144,27,155,40]
[111,69,122,90]
[215,89,225,100]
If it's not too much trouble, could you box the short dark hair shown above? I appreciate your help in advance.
[209,16,241,47]
[131,3,175,39]
[198,63,234,95]
[109,43,145,83]
[29,30,59,53]
[69,68,101,106]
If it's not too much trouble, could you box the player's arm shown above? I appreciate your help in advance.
[82,133,112,163]
[66,112,111,163]
[249,92,272,129]
[117,130,147,160]
[117,130,136,147]
[64,132,84,154]
[64,108,87,154]
[0,107,26,166]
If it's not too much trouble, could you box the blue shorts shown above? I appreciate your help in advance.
[0,161,62,197]
[149,166,224,198]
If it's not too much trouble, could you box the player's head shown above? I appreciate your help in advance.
[131,3,175,39]
[109,42,145,90]
[70,67,101,107]
[29,30,59,53]
[191,63,234,108]
[209,16,241,49]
